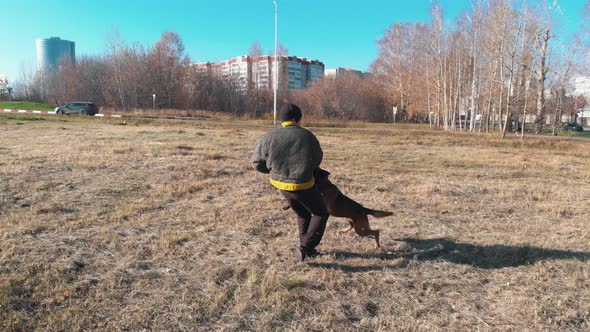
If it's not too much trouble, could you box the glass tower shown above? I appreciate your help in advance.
[36,37,76,71]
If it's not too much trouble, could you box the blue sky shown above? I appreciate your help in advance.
[0,0,586,82]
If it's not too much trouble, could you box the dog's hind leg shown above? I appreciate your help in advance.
[352,214,381,248]
[361,229,380,249]
[371,230,380,249]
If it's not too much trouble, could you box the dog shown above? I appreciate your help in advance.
[283,168,393,248]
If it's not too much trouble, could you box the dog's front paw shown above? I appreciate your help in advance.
[372,246,383,253]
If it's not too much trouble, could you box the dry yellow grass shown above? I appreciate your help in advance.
[1,115,589,331]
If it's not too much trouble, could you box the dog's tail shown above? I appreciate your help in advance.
[364,208,393,218]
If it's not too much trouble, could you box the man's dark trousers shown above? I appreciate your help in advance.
[281,186,329,250]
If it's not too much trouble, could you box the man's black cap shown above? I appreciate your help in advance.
[279,103,302,122]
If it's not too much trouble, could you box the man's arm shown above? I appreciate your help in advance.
[310,133,323,167]
[252,135,271,174]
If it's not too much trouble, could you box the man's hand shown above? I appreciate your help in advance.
[253,161,270,174]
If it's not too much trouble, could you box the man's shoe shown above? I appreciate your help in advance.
[299,247,322,262]
[298,247,307,262]
[306,248,321,258]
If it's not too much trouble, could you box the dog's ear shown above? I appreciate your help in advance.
[314,168,330,178]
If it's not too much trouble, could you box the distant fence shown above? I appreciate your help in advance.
[1,109,55,115]
[1,109,121,118]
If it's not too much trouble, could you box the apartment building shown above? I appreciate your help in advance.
[194,55,324,91]
[307,61,324,83]
[194,56,251,90]
[325,67,368,78]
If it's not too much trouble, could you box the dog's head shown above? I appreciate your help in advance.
[314,168,332,189]
[314,168,330,179]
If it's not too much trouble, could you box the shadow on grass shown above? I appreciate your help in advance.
[309,237,590,272]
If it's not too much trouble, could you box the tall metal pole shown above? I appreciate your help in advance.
[273,0,278,125]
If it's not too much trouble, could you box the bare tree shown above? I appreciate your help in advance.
[291,74,386,122]
[149,31,187,109]
[248,40,263,58]
[106,30,129,111]
[534,28,551,134]
[248,41,264,116]
[276,42,288,56]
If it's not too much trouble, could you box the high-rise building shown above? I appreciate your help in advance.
[36,37,75,71]
[195,55,324,91]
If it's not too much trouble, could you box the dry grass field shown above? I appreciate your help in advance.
[1,114,589,331]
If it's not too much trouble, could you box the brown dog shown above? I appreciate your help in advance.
[283,168,392,248]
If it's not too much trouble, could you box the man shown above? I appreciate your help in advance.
[252,103,329,261]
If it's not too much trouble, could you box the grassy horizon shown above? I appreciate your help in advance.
[0,101,56,111]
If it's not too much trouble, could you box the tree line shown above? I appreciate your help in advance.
[371,0,590,134]
[14,31,272,117]
[10,0,590,134]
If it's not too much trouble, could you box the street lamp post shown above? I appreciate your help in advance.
[152,94,156,111]
[273,0,278,125]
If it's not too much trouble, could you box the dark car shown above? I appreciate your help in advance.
[562,122,584,132]
[55,102,99,116]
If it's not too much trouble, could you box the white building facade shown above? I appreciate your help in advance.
[194,55,324,91]
[574,76,590,99]
[576,105,590,127]
[325,67,368,78]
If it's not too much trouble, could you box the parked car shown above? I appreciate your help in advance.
[562,122,584,132]
[55,102,99,116]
